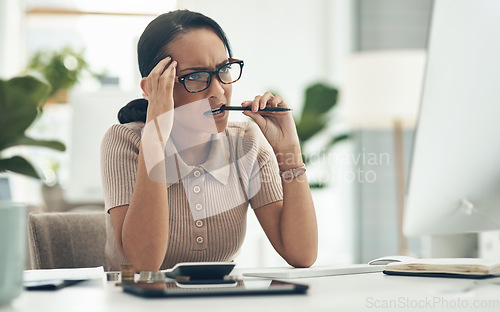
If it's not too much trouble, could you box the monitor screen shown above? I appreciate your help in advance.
[403,0,500,236]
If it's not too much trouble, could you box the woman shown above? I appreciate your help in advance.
[101,9,317,272]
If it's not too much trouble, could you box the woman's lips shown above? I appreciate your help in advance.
[210,109,226,119]
[203,105,225,117]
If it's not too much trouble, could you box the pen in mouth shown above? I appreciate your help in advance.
[209,106,225,115]
[210,105,292,114]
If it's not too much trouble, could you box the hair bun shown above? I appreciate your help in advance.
[118,98,148,124]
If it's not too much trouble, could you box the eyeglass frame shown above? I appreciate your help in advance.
[175,58,244,93]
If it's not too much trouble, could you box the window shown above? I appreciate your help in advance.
[25,0,177,91]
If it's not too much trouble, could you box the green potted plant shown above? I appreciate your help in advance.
[294,82,349,188]
[26,46,89,103]
[0,75,65,306]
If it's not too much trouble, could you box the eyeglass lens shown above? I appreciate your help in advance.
[183,62,242,93]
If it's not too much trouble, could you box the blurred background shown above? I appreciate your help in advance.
[1,0,439,267]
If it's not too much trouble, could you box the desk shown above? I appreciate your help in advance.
[2,268,500,312]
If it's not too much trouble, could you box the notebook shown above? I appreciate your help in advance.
[242,264,384,279]
[383,258,500,279]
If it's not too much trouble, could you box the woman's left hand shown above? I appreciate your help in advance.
[242,92,300,152]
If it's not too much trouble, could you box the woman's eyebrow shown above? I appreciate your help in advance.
[179,59,229,73]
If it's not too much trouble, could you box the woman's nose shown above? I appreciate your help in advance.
[206,76,225,99]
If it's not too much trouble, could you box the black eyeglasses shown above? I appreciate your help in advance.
[176,58,244,93]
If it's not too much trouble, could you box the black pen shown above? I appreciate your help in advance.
[212,105,292,114]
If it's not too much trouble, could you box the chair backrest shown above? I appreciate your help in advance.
[28,211,106,269]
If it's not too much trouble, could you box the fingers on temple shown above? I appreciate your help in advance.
[150,57,171,79]
[149,57,176,88]
[159,61,177,90]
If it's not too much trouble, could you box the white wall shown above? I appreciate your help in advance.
[177,0,330,112]
[0,0,25,78]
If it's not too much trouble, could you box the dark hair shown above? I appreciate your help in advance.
[118,10,233,124]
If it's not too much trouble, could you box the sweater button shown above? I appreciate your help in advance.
[196,236,204,244]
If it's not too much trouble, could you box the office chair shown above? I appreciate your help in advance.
[28,211,106,269]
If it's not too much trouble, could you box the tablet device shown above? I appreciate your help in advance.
[122,279,308,297]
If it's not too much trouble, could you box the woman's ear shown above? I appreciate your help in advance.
[140,77,149,100]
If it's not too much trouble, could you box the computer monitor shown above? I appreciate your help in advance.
[403,0,500,236]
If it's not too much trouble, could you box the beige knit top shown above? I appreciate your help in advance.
[100,121,283,271]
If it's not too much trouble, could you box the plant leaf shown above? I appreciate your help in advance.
[295,82,339,145]
[327,133,351,149]
[296,114,327,143]
[0,156,41,179]
[27,47,89,97]
[0,76,51,144]
[300,83,339,121]
[0,135,66,152]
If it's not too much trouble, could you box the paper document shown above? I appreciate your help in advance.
[24,266,105,283]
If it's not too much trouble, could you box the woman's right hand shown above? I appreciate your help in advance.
[141,56,177,122]
[140,57,177,180]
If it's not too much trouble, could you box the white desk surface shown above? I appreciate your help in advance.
[2,268,500,312]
